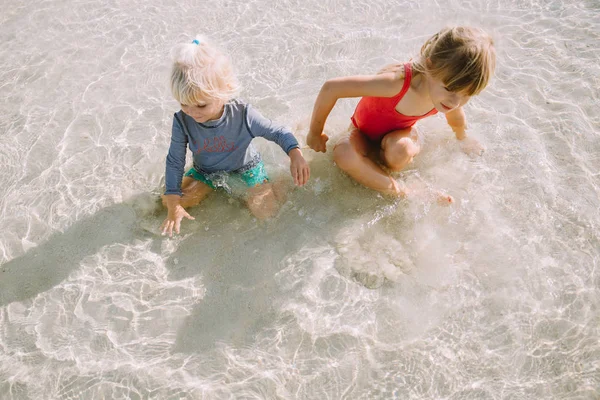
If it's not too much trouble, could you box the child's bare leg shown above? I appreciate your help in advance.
[380,128,420,172]
[379,129,452,205]
[246,182,279,220]
[271,179,289,204]
[332,128,401,196]
[161,176,213,209]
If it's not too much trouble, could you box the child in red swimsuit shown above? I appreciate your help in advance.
[307,26,496,199]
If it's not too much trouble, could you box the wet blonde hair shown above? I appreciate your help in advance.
[381,26,496,96]
[170,36,240,105]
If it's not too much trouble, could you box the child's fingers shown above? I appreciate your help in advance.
[184,212,195,220]
[161,220,170,236]
[299,167,307,186]
[175,218,181,234]
[290,166,297,186]
[162,220,174,237]
[321,136,329,152]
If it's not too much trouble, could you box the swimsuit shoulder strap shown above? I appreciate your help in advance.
[393,63,413,99]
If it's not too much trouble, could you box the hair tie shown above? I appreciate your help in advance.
[192,39,200,45]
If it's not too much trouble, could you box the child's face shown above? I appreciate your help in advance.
[181,95,225,123]
[425,74,471,114]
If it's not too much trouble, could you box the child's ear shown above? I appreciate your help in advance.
[426,57,432,68]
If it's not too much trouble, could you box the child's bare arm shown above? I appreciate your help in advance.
[445,106,485,156]
[445,106,467,140]
[307,73,403,152]
[243,104,309,186]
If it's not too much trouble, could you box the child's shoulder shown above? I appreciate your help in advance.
[227,98,249,108]
[226,98,252,115]
[377,62,407,80]
[228,98,263,119]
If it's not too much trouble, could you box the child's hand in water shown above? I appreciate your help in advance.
[307,131,329,153]
[289,148,310,186]
[459,137,486,157]
[161,204,195,237]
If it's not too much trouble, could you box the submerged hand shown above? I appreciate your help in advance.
[160,205,195,237]
[307,131,329,153]
[289,148,310,186]
[459,137,486,157]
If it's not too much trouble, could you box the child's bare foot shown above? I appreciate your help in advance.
[387,178,453,205]
[436,191,454,206]
[387,177,407,198]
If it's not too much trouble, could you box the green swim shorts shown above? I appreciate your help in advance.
[184,161,269,190]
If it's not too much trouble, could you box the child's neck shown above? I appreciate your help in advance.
[207,105,225,122]
[410,73,435,108]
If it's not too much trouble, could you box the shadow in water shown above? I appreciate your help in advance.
[166,197,320,352]
[167,175,395,353]
[0,175,408,354]
[0,198,158,307]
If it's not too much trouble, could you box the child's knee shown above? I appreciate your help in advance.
[383,137,415,171]
[247,185,278,220]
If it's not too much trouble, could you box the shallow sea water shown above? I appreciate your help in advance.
[0,0,599,399]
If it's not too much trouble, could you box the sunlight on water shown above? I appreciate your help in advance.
[0,0,599,398]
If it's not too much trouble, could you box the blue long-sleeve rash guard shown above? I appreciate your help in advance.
[164,99,299,196]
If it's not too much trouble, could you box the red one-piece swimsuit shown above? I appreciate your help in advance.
[350,63,438,141]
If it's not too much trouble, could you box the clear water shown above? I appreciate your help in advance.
[1,0,599,398]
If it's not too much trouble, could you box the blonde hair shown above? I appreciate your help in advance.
[380,26,496,96]
[170,36,240,105]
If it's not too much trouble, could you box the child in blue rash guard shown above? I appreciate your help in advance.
[161,36,310,237]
